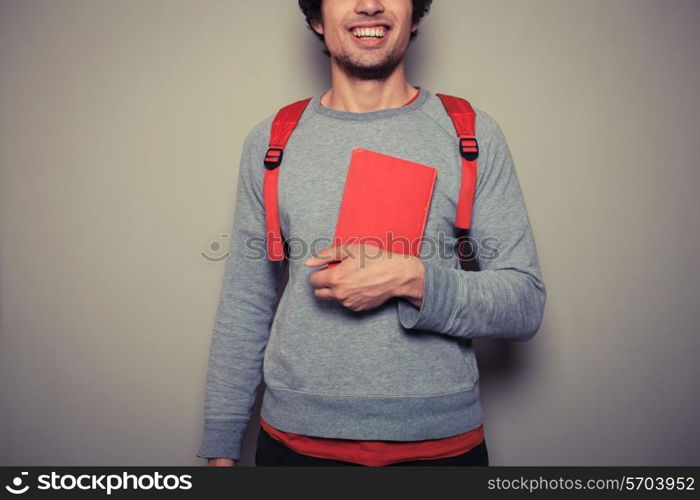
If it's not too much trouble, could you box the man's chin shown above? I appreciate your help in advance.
[334,54,403,81]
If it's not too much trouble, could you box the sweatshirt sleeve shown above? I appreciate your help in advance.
[196,123,286,460]
[397,110,546,341]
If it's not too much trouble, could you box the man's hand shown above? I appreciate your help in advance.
[305,243,425,311]
[207,458,236,466]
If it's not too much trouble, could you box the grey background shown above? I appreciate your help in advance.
[1,0,698,465]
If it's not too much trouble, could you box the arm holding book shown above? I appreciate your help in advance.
[395,114,547,341]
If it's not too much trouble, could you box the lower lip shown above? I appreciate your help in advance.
[349,31,389,48]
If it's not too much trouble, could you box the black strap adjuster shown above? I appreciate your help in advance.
[264,147,284,169]
[459,137,478,161]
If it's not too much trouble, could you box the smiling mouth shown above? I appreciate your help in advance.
[350,25,389,40]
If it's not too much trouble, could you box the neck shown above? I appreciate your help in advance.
[320,59,416,113]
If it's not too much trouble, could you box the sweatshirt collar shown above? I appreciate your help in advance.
[309,86,430,121]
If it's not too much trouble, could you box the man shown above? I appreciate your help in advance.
[198,0,546,466]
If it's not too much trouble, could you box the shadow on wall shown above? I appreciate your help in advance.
[304,32,332,90]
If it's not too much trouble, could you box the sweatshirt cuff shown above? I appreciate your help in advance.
[196,419,248,461]
[397,259,464,333]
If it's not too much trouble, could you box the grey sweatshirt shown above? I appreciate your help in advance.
[196,87,546,461]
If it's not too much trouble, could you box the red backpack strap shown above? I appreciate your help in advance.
[435,93,479,230]
[263,97,312,261]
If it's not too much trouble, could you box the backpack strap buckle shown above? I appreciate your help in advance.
[459,137,478,161]
[264,147,284,169]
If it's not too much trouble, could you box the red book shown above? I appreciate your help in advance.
[327,148,437,269]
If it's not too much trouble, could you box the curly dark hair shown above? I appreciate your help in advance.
[298,0,433,56]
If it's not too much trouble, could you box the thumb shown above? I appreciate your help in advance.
[304,246,345,267]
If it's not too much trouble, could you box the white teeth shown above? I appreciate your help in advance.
[352,27,386,38]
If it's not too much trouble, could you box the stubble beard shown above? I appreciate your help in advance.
[333,46,405,81]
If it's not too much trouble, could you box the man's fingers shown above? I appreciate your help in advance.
[305,246,340,266]
[305,243,363,267]
[313,287,334,300]
[308,268,334,289]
